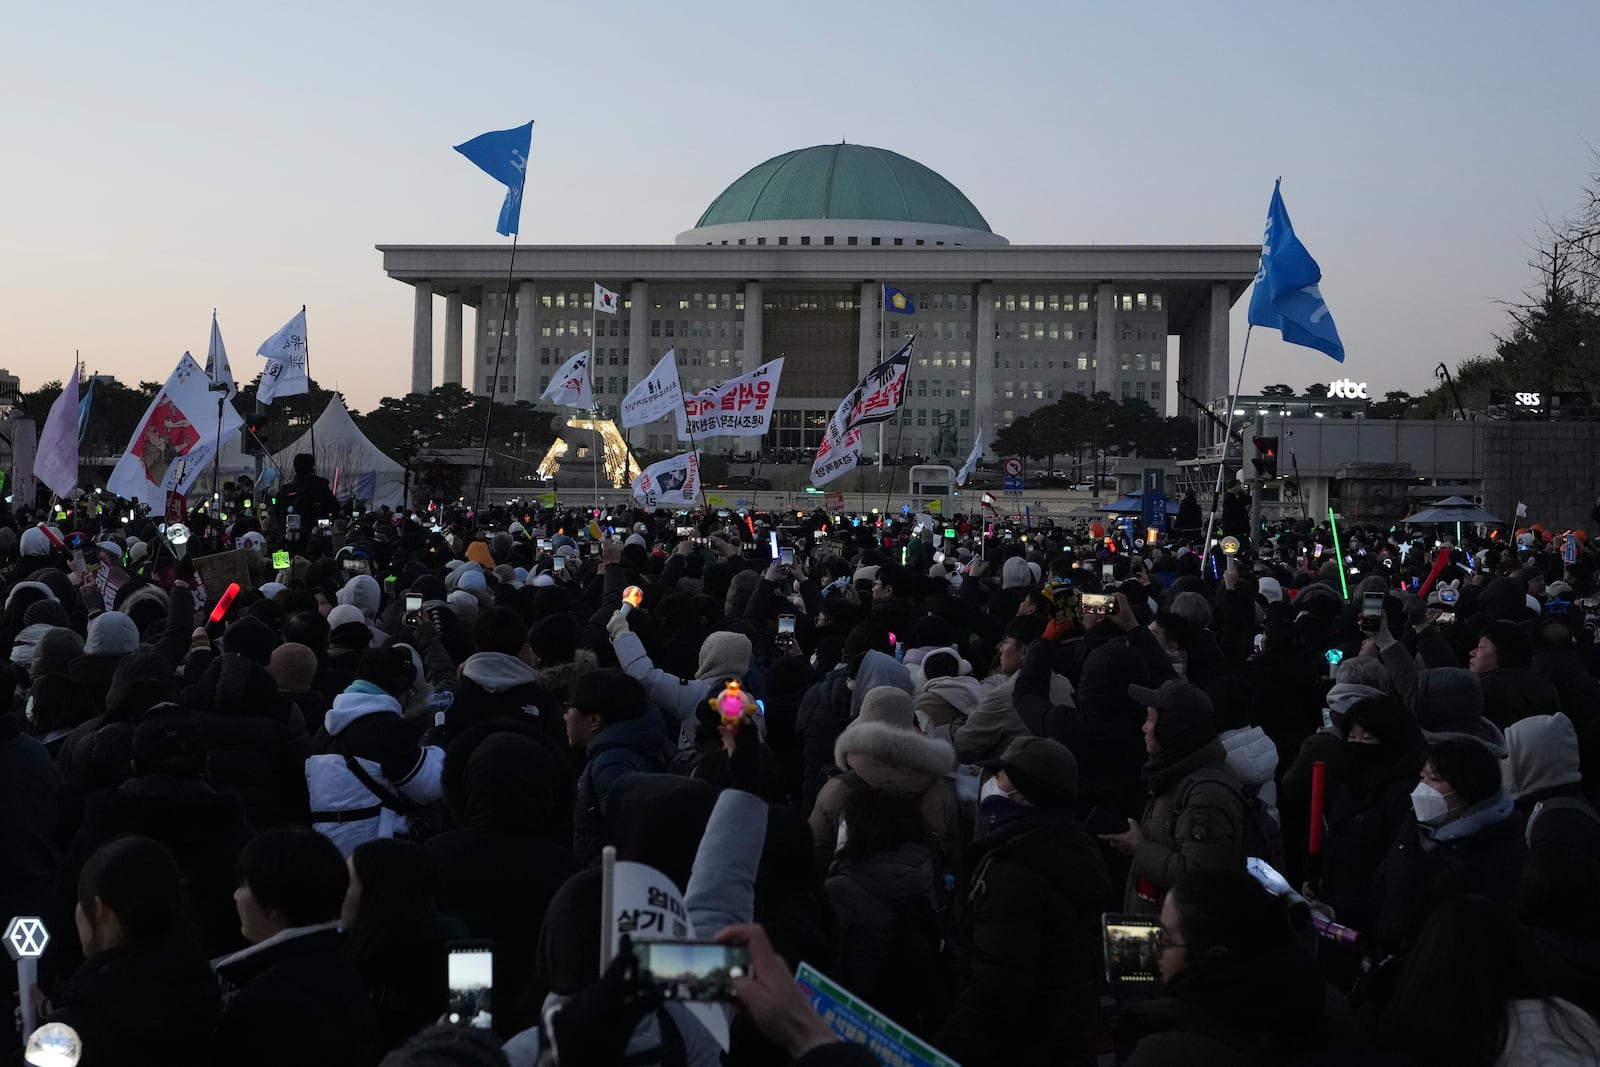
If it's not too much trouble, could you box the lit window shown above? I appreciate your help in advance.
[1151,355,1162,371]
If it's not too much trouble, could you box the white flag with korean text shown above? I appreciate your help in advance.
[675,358,785,439]
[620,350,683,428]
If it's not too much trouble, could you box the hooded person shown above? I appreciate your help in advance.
[1208,675,1280,830]
[1505,713,1600,855]
[911,645,984,734]
[938,737,1114,1066]
[336,573,389,648]
[19,625,86,757]
[269,642,329,724]
[306,646,445,856]
[73,611,141,716]
[796,626,889,815]
[609,611,753,750]
[1102,680,1250,915]
[325,603,372,677]
[808,687,962,874]
[10,597,69,674]
[424,731,579,1037]
[436,608,564,756]
[182,616,311,831]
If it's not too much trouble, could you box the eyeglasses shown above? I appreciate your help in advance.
[1155,927,1186,951]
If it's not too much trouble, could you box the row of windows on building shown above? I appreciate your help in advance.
[713,235,955,247]
[509,288,1166,315]
[996,352,1164,372]
[502,345,1164,378]
[999,380,1164,401]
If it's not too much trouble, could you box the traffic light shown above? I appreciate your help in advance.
[1250,436,1279,480]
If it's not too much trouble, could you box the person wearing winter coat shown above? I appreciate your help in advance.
[566,668,671,865]
[1505,713,1600,855]
[1208,675,1280,830]
[528,613,598,710]
[306,646,445,856]
[1370,736,1528,950]
[335,573,389,648]
[936,736,1113,1067]
[64,705,257,960]
[0,711,59,925]
[42,836,222,1067]
[795,631,894,813]
[1471,619,1566,729]
[425,731,578,1037]
[952,615,1072,764]
[437,607,562,747]
[1313,695,1424,933]
[808,687,961,876]
[1376,620,1509,757]
[214,826,374,1067]
[183,615,311,829]
[1115,869,1328,1066]
[909,645,983,735]
[73,610,142,718]
[1101,680,1248,915]
[610,610,752,749]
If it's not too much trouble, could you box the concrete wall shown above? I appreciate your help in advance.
[1483,422,1600,531]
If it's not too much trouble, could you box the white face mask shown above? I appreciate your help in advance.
[1411,782,1452,825]
[980,775,1029,805]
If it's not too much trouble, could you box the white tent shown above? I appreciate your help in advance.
[270,397,405,509]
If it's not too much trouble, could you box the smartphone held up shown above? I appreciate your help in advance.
[633,940,750,1001]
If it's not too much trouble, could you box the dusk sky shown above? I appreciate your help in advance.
[3,1,1594,413]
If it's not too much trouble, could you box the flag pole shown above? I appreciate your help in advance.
[591,298,601,516]
[877,284,885,473]
[1200,324,1253,554]
[299,305,316,474]
[882,333,917,516]
[473,232,521,518]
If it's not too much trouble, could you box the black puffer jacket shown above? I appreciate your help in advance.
[183,655,310,828]
[796,665,850,814]
[825,842,936,1023]
[937,805,1114,1067]
[213,927,373,1067]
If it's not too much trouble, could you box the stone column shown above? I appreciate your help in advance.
[628,281,650,447]
[1094,281,1116,398]
[858,281,881,377]
[472,298,485,393]
[411,281,433,395]
[443,292,463,386]
[515,280,536,404]
[1209,282,1231,405]
[974,281,994,433]
[742,281,763,373]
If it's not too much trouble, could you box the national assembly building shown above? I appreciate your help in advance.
[379,143,1259,460]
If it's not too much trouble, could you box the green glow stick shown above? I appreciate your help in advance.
[1328,506,1349,601]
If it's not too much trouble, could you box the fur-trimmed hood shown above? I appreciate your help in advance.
[834,720,956,794]
[533,648,599,703]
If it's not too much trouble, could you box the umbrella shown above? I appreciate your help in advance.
[1402,496,1502,524]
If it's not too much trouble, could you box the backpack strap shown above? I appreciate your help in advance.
[339,752,427,820]
[1526,795,1600,848]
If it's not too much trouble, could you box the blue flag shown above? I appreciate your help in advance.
[1247,180,1344,363]
[882,285,916,315]
[454,122,533,236]
[76,374,95,446]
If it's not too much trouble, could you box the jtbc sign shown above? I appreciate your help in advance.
[1329,378,1369,399]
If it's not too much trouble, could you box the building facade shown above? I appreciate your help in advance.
[381,144,1258,459]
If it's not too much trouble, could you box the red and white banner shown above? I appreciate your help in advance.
[676,357,784,439]
[107,353,243,503]
[810,337,914,487]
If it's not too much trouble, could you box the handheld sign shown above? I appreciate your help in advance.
[272,550,291,570]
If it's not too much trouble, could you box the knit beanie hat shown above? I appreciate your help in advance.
[857,687,916,730]
[269,642,319,694]
[22,600,68,630]
[85,612,140,656]
[224,615,278,667]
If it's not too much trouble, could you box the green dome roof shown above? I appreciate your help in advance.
[695,144,992,233]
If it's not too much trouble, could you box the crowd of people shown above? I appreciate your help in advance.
[4,457,1600,1066]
